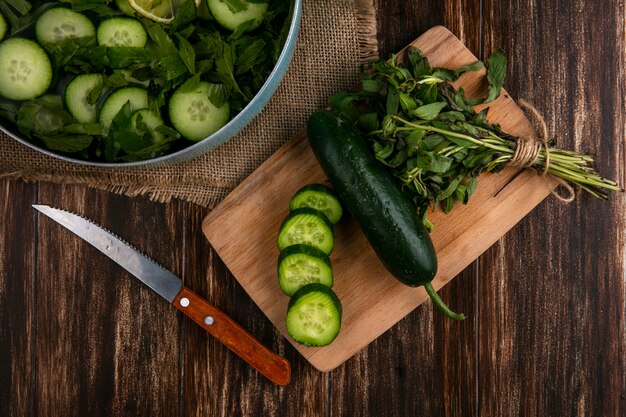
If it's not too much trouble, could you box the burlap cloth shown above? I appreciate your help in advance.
[0,0,378,208]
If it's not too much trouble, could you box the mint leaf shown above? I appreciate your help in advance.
[236,38,265,75]
[107,47,153,69]
[105,101,134,162]
[484,49,507,103]
[176,34,196,74]
[206,83,231,107]
[40,135,93,153]
[144,23,178,57]
[7,0,31,14]
[413,102,447,120]
[215,43,245,98]
[178,73,201,93]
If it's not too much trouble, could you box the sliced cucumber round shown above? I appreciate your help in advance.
[99,86,148,129]
[97,17,147,47]
[0,12,7,41]
[131,108,165,143]
[115,0,137,16]
[207,0,268,32]
[277,208,334,255]
[0,38,52,101]
[36,7,96,45]
[278,244,333,296]
[65,74,104,123]
[290,184,343,224]
[168,81,230,141]
[285,283,342,347]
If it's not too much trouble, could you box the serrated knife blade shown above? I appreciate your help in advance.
[33,204,182,302]
[33,204,290,385]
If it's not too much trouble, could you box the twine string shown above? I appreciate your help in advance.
[509,99,575,203]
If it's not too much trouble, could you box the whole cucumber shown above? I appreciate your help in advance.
[307,111,464,320]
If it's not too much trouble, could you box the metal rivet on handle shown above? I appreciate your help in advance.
[180,297,190,307]
[204,316,214,325]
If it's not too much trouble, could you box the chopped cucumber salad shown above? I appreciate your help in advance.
[0,0,291,162]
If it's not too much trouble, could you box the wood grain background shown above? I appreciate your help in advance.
[1,0,624,416]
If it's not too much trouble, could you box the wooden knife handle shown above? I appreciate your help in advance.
[172,286,291,385]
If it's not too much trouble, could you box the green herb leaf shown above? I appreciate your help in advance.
[373,140,394,160]
[399,93,418,112]
[40,135,93,153]
[236,38,265,75]
[215,43,246,98]
[205,83,231,107]
[407,47,430,77]
[358,113,379,133]
[438,176,463,200]
[404,129,426,155]
[362,78,386,93]
[107,47,153,69]
[105,101,134,162]
[178,73,202,93]
[386,88,399,116]
[413,102,447,120]
[454,60,484,77]
[171,0,198,31]
[176,34,196,74]
[144,23,178,57]
[485,49,507,103]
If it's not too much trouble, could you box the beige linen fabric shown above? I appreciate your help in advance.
[0,0,378,208]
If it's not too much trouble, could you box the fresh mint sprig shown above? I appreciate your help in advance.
[332,47,622,228]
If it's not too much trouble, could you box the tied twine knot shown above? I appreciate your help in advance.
[508,99,575,203]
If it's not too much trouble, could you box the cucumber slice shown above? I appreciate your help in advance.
[115,0,137,16]
[97,17,147,47]
[289,184,343,224]
[278,244,333,296]
[35,8,96,45]
[0,12,7,41]
[0,38,52,101]
[99,87,148,129]
[168,81,230,141]
[285,283,342,347]
[131,109,165,143]
[207,0,268,32]
[65,74,104,123]
[277,208,334,255]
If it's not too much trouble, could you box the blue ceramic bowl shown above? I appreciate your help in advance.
[1,0,303,167]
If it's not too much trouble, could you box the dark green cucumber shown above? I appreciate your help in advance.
[278,244,333,296]
[307,111,464,320]
[285,283,342,347]
[289,184,343,224]
[277,207,334,255]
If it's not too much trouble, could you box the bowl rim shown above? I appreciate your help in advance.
[0,0,303,168]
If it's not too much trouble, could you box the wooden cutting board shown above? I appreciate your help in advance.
[202,26,554,372]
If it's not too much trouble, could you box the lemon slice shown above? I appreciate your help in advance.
[128,0,178,24]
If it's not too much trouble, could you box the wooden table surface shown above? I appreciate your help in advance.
[1,0,624,416]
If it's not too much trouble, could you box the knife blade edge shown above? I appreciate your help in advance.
[33,204,183,303]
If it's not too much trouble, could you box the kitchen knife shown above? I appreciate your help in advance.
[33,204,291,386]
